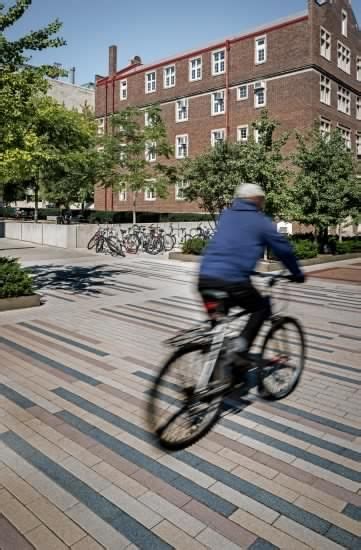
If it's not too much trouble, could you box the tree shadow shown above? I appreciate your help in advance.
[30,263,133,296]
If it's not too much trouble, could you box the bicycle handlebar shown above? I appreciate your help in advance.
[252,271,295,287]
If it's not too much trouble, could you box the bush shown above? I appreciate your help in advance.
[292,240,318,259]
[336,240,361,255]
[162,213,214,223]
[182,237,208,255]
[0,258,34,298]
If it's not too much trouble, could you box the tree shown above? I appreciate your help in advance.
[181,110,291,223]
[101,106,176,223]
[0,98,100,218]
[291,126,361,246]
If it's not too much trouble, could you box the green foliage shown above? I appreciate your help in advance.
[161,213,214,222]
[292,240,318,259]
[291,127,361,242]
[0,257,34,298]
[336,240,361,255]
[181,110,290,222]
[182,237,208,255]
[99,105,176,223]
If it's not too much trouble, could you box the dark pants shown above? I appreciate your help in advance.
[198,277,271,350]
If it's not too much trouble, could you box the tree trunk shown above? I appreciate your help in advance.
[338,224,343,242]
[132,192,137,225]
[34,183,39,223]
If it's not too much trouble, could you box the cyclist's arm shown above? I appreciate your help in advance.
[262,218,304,279]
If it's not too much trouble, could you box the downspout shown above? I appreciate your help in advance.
[226,40,231,139]
[105,82,108,211]
[111,77,115,211]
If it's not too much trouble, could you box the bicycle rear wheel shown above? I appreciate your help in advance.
[259,316,305,400]
[87,234,98,250]
[147,343,228,450]
[106,237,126,257]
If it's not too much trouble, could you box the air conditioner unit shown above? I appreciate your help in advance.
[254,81,265,90]
[214,92,224,99]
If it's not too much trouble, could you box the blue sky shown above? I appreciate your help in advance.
[5,0,361,85]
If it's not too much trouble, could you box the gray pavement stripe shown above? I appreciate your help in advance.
[0,431,171,550]
[342,504,361,522]
[0,336,100,387]
[18,322,109,357]
[0,383,35,409]
[330,321,361,330]
[100,308,180,331]
[310,370,361,387]
[249,539,279,550]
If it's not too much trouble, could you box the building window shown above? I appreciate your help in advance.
[120,80,127,100]
[320,75,331,105]
[189,57,202,81]
[342,9,348,37]
[337,41,351,74]
[97,118,105,135]
[319,117,331,138]
[237,125,249,142]
[357,97,361,120]
[211,129,225,147]
[176,98,189,122]
[320,27,331,61]
[357,58,361,81]
[255,36,267,64]
[237,85,248,101]
[254,82,266,108]
[338,125,351,149]
[164,65,176,88]
[175,180,188,200]
[144,187,157,201]
[176,135,189,159]
[212,49,225,75]
[119,190,127,201]
[211,90,225,115]
[337,86,350,115]
[145,71,156,93]
[356,133,361,158]
[145,141,156,162]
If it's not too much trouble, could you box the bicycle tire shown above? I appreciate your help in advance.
[106,237,125,257]
[87,234,98,250]
[259,316,305,400]
[147,343,227,451]
[95,236,105,254]
[124,235,140,254]
[163,234,175,252]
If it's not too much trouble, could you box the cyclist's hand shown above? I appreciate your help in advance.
[290,273,306,283]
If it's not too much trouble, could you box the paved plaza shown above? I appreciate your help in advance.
[0,241,360,549]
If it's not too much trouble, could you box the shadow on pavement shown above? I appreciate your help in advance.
[30,263,132,296]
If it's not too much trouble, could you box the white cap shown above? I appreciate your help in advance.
[235,183,265,199]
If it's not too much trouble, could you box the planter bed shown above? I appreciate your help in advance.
[0,294,41,312]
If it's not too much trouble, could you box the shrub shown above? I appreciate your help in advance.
[336,240,361,255]
[182,237,208,256]
[0,258,34,298]
[292,240,318,259]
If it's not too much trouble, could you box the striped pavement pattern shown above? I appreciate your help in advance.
[0,255,360,549]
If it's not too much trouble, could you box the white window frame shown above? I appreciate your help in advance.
[211,129,225,147]
[211,90,225,116]
[356,97,361,121]
[120,79,127,101]
[319,117,331,139]
[144,186,157,201]
[356,133,361,158]
[337,86,351,115]
[164,65,176,88]
[145,71,156,94]
[175,180,188,201]
[175,134,189,159]
[320,27,331,61]
[176,98,189,122]
[97,117,105,135]
[357,57,361,82]
[145,141,157,163]
[189,56,202,81]
[254,83,267,108]
[255,35,267,65]
[237,85,248,101]
[337,41,351,74]
[342,9,348,37]
[338,124,351,150]
[119,190,127,201]
[237,125,249,142]
[212,49,225,75]
[320,75,331,106]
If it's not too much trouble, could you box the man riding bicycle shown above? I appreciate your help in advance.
[198,182,305,368]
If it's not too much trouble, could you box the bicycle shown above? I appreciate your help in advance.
[147,271,306,451]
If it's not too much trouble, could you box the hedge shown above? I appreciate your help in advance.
[0,257,34,298]
[182,237,208,255]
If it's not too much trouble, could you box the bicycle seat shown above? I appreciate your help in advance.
[200,290,228,301]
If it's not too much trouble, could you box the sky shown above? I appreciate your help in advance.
[4,0,361,85]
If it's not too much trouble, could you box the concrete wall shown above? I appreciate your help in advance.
[48,79,95,112]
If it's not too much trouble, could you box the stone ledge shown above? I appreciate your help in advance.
[0,294,41,312]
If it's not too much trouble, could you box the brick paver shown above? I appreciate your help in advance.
[0,247,360,549]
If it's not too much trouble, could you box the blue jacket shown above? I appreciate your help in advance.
[199,199,302,283]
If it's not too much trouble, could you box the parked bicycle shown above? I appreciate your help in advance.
[87,226,126,257]
[147,271,306,450]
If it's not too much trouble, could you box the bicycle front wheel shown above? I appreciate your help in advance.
[147,344,228,450]
[259,316,305,400]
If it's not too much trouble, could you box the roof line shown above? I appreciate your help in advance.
[96,10,308,87]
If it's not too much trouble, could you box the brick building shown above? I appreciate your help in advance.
[95,0,360,215]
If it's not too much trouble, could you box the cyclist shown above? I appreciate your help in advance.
[198,182,305,367]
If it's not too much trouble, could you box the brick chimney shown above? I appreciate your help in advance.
[109,45,117,75]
